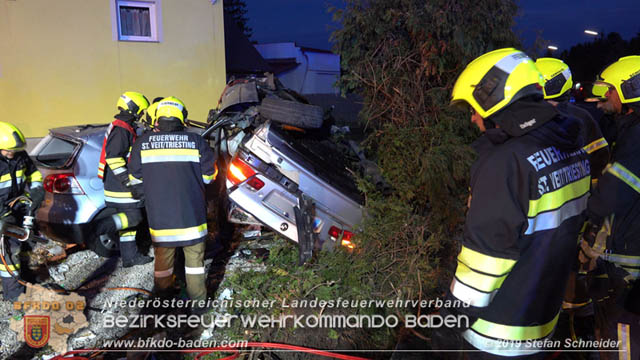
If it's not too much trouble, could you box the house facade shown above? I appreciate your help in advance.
[0,0,226,138]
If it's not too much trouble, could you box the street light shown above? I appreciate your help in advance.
[548,45,558,51]
[584,29,599,36]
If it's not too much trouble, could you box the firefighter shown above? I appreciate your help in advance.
[128,97,217,311]
[536,57,610,179]
[535,58,610,342]
[579,56,640,360]
[435,48,591,358]
[0,122,44,301]
[94,91,153,267]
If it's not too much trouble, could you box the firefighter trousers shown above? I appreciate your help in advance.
[96,207,144,262]
[153,242,206,301]
[0,237,25,301]
[593,281,639,360]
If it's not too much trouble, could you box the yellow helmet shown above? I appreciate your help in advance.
[0,122,26,151]
[535,58,573,99]
[156,96,188,125]
[144,101,160,128]
[594,56,640,103]
[117,91,150,118]
[591,82,608,99]
[451,48,544,118]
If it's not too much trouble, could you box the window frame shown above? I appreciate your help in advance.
[110,0,163,43]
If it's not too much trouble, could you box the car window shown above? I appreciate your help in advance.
[31,135,79,168]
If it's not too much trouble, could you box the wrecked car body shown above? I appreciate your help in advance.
[202,75,365,259]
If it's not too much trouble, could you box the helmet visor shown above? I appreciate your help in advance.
[544,73,567,97]
[592,82,611,98]
[472,66,508,111]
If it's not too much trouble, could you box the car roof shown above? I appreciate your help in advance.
[49,124,108,140]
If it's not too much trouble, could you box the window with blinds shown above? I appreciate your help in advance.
[116,1,159,42]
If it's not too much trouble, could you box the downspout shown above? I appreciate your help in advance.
[299,50,310,94]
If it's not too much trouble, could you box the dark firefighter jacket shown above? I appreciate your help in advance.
[128,130,216,248]
[587,111,640,281]
[0,152,43,214]
[99,112,141,208]
[556,101,609,180]
[446,100,590,356]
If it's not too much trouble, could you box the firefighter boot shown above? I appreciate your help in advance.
[119,230,153,268]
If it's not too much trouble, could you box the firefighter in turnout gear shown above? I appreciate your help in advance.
[535,57,610,341]
[0,122,44,300]
[433,48,591,358]
[536,58,610,179]
[579,56,640,360]
[129,97,217,308]
[94,91,153,267]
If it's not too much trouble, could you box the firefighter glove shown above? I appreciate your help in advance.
[29,186,45,211]
[114,171,132,190]
[128,183,144,200]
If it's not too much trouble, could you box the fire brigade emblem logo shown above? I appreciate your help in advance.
[24,315,50,348]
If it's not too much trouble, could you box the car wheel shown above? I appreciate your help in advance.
[87,232,119,257]
[258,96,324,129]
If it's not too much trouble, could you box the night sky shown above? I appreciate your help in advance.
[244,0,640,53]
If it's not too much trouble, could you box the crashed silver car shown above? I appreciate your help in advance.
[203,75,365,261]
[30,124,120,257]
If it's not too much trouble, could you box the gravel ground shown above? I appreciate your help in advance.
[0,244,155,360]
[0,232,266,359]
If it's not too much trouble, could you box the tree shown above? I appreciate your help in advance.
[224,0,252,39]
[329,0,520,330]
[560,32,640,82]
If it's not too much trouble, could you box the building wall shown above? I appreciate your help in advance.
[0,0,226,138]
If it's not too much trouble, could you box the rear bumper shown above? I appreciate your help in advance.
[228,178,299,242]
[37,221,88,244]
[35,194,111,245]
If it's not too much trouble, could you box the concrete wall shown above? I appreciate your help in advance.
[0,0,226,137]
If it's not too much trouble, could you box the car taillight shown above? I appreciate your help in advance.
[228,157,256,185]
[328,226,341,239]
[341,230,355,249]
[246,177,265,190]
[228,156,264,190]
[43,173,85,195]
[328,226,356,249]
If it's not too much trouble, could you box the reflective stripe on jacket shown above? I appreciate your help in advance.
[587,112,640,275]
[447,110,590,356]
[557,101,609,180]
[129,131,216,247]
[99,117,140,208]
[0,152,43,209]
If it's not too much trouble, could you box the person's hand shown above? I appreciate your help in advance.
[128,183,144,200]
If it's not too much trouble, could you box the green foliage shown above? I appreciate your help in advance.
[331,0,520,98]
[330,0,518,344]
[227,239,372,313]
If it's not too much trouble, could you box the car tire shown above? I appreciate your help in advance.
[87,232,119,257]
[258,96,324,129]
